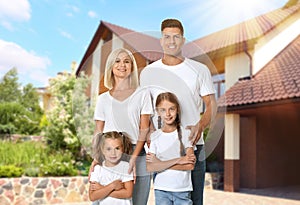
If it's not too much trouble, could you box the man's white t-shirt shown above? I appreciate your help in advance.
[90,161,133,205]
[149,128,193,192]
[140,58,216,145]
[94,87,153,144]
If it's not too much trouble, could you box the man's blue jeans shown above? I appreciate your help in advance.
[155,190,193,205]
[191,145,206,205]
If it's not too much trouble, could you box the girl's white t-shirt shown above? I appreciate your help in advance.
[149,128,193,192]
[90,161,133,205]
[94,87,153,144]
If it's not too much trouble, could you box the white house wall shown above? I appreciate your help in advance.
[90,39,103,105]
[112,33,124,50]
[253,12,300,75]
[225,52,251,90]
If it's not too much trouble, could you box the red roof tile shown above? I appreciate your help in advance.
[184,3,300,58]
[218,35,300,108]
[102,21,162,61]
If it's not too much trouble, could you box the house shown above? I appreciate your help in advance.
[76,2,300,192]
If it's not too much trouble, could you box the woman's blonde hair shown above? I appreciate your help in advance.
[104,48,139,90]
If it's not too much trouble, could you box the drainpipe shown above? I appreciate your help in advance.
[243,41,253,78]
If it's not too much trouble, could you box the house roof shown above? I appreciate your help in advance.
[218,35,300,108]
[101,21,162,61]
[76,21,162,75]
[184,2,300,58]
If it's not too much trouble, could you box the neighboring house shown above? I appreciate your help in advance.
[76,2,300,192]
[36,62,76,113]
[36,87,51,111]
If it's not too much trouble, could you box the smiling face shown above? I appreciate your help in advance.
[160,27,185,57]
[157,100,178,126]
[102,138,123,167]
[112,52,132,80]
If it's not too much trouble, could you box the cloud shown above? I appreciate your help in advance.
[88,11,98,18]
[0,39,51,86]
[0,0,31,22]
[66,4,80,17]
[59,29,73,40]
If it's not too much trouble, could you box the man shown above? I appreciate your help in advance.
[140,18,217,205]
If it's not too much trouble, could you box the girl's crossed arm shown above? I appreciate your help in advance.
[146,147,195,172]
[89,180,133,201]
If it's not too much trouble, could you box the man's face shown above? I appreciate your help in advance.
[160,27,185,57]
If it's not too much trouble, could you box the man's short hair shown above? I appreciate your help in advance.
[161,19,184,35]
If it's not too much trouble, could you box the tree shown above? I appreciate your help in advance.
[44,71,78,151]
[44,68,95,159]
[0,68,21,102]
[73,72,95,155]
[0,68,43,136]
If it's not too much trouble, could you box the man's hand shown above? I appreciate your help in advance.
[186,122,203,146]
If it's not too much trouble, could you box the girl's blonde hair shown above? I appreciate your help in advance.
[93,131,133,163]
[104,48,139,90]
[156,92,185,156]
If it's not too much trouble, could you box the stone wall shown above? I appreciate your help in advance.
[0,176,89,205]
[0,173,223,205]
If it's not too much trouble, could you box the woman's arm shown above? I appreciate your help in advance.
[128,114,150,174]
[94,120,104,135]
[89,180,124,201]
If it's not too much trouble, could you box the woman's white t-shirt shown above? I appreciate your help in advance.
[94,87,153,144]
[90,161,134,205]
[149,128,193,192]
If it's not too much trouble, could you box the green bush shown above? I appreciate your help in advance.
[0,165,23,177]
[0,141,85,177]
[0,141,45,166]
[39,150,78,176]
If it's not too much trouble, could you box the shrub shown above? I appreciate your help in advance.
[0,165,23,177]
[39,150,78,176]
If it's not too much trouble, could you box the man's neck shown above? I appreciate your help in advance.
[162,54,184,66]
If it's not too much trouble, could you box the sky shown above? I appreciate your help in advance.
[0,0,288,88]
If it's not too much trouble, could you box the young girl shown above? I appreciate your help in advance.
[89,131,134,205]
[146,92,196,205]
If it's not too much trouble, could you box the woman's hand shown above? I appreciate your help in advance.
[88,159,99,181]
[128,156,137,183]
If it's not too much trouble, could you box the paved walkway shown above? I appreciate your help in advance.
[63,185,300,205]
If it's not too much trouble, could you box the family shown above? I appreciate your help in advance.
[88,18,217,205]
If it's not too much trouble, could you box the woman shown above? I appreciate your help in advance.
[91,48,152,205]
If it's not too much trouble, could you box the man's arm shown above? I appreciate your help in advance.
[187,94,217,145]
